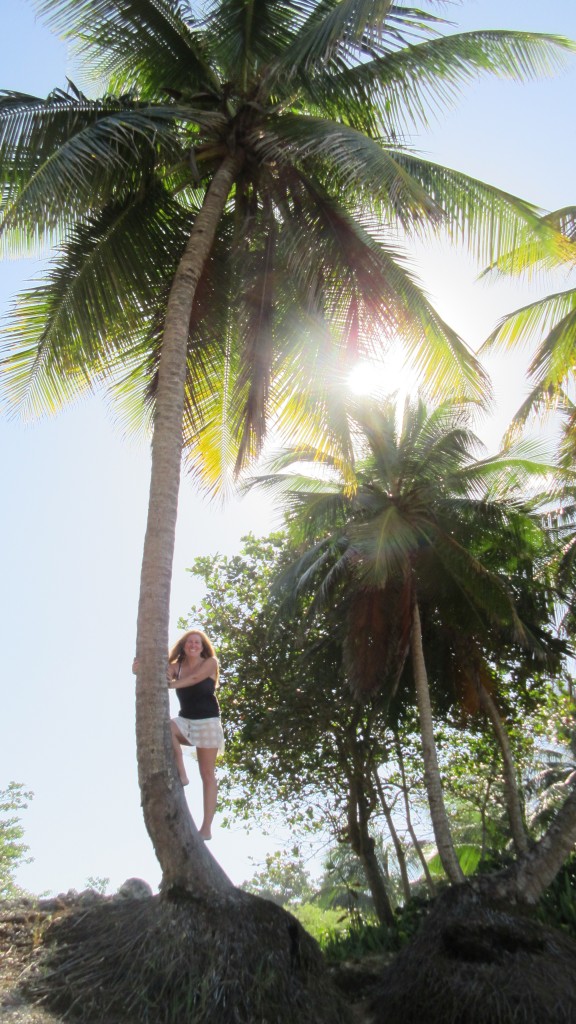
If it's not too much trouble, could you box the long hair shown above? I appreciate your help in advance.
[168,629,219,685]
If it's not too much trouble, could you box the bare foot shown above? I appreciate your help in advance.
[198,830,212,840]
[180,776,189,786]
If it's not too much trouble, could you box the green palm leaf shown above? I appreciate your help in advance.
[485,292,576,436]
[0,91,197,247]
[206,0,299,83]
[36,0,222,96]
[310,31,576,136]
[486,290,576,358]
[0,187,189,416]
[273,0,395,74]
[390,152,548,264]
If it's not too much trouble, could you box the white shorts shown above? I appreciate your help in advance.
[173,716,225,756]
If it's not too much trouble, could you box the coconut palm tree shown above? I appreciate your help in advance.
[252,395,565,885]
[482,206,576,449]
[1,0,573,899]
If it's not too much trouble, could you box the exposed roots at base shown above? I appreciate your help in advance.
[22,891,353,1024]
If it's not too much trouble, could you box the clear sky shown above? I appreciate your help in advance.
[1,0,576,897]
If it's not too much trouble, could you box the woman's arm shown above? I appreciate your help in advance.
[171,656,218,688]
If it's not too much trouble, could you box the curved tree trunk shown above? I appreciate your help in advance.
[373,769,411,902]
[135,151,244,895]
[474,779,576,905]
[411,601,464,884]
[477,680,529,856]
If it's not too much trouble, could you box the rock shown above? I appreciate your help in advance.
[76,889,104,905]
[115,878,153,899]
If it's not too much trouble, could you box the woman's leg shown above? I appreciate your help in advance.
[170,720,191,786]
[196,747,218,839]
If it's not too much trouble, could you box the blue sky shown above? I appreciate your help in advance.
[1,0,576,896]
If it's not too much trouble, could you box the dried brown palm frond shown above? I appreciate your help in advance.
[367,893,576,1024]
[23,892,353,1024]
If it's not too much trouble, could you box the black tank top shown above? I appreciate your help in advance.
[176,677,220,720]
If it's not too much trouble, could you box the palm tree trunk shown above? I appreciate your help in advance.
[394,734,436,894]
[477,680,529,856]
[411,601,464,885]
[373,770,411,902]
[135,151,244,895]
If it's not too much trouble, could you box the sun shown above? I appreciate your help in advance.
[347,352,418,398]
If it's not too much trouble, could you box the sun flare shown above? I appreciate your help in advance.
[347,353,417,399]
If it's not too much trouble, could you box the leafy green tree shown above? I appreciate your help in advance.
[1,0,573,900]
[0,782,33,899]
[525,679,576,832]
[254,394,572,898]
[241,850,314,907]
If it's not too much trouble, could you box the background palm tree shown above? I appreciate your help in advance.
[482,206,576,451]
[0,0,573,899]
[253,395,566,886]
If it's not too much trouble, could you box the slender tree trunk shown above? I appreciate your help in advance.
[477,680,529,856]
[479,773,494,860]
[135,152,244,895]
[394,734,436,894]
[347,773,395,926]
[411,602,464,884]
[373,770,411,902]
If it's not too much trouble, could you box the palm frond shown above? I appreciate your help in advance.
[36,0,222,96]
[0,187,189,417]
[268,308,360,481]
[164,224,246,496]
[231,218,278,471]
[273,0,395,76]
[253,116,549,268]
[395,399,483,482]
[500,301,576,440]
[348,504,420,586]
[483,207,576,278]
[274,172,490,401]
[0,90,199,247]
[389,151,547,265]
[307,31,576,137]
[504,381,571,446]
[452,437,558,502]
[251,115,443,226]
[484,290,576,357]
[205,0,299,85]
[423,526,531,646]
[179,336,241,501]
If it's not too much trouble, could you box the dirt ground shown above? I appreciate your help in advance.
[0,898,66,1023]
